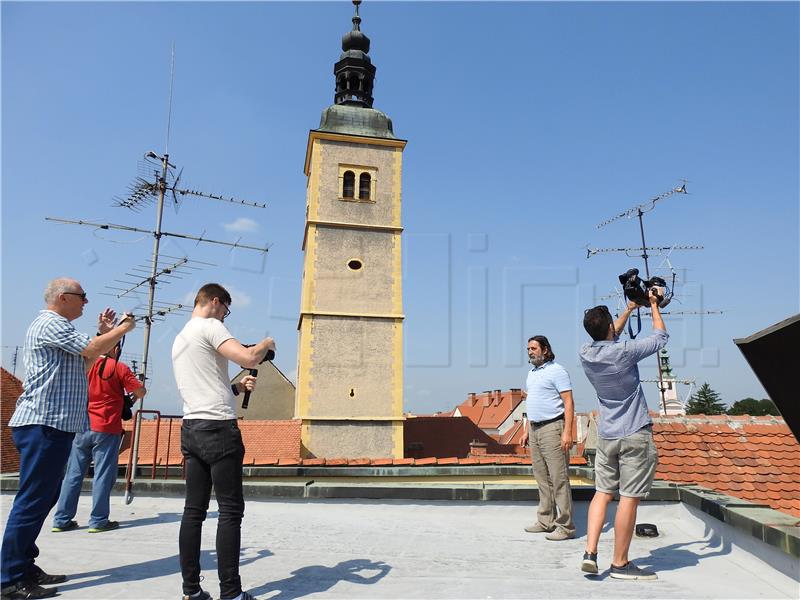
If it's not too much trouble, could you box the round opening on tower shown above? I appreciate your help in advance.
[347,259,363,271]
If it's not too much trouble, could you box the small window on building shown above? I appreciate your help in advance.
[359,173,371,200]
[347,259,363,271]
[342,171,355,198]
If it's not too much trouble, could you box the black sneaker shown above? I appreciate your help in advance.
[87,520,119,533]
[0,581,58,599]
[581,551,598,574]
[181,589,212,600]
[26,565,67,586]
[609,561,658,580]
[51,520,78,533]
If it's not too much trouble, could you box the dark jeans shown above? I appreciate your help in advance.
[1,425,75,586]
[179,419,245,600]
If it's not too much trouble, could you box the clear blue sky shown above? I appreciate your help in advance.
[2,1,798,416]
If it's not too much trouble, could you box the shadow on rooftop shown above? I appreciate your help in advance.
[248,558,391,600]
[116,511,183,529]
[57,546,273,592]
[636,534,732,574]
[582,523,732,581]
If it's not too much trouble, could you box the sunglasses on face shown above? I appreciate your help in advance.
[63,292,88,301]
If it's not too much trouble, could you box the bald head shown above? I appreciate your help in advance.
[44,278,82,305]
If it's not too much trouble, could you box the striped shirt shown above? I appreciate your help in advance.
[9,310,92,432]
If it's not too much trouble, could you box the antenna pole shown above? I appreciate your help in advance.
[165,43,175,156]
[126,152,169,504]
[637,208,650,279]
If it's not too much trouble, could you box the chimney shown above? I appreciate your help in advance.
[468,392,477,406]
[482,391,492,407]
[469,440,488,456]
[494,389,502,405]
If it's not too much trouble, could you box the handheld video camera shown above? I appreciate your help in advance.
[618,268,671,309]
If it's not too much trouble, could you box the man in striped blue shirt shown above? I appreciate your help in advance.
[1,278,135,600]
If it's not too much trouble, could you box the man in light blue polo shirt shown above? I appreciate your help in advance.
[521,335,576,541]
[578,291,667,581]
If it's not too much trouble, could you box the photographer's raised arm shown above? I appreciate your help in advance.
[218,337,276,368]
[613,301,638,337]
[649,290,666,333]
[81,315,136,366]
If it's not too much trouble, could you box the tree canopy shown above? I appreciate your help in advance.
[685,383,726,415]
[726,397,780,416]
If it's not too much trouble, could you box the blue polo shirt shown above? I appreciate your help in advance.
[525,361,572,422]
[579,329,668,440]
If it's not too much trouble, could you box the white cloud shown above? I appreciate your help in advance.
[223,217,259,233]
[223,284,252,308]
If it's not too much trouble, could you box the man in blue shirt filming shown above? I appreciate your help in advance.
[579,289,667,581]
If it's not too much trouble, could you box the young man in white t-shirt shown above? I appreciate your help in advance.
[172,283,275,600]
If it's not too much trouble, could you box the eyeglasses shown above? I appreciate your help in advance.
[222,305,231,319]
[63,292,87,301]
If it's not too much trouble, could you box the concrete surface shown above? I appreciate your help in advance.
[1,494,797,599]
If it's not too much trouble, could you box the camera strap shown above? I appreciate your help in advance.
[628,307,642,339]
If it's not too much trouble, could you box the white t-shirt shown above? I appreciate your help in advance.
[172,317,236,420]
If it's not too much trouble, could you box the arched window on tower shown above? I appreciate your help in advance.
[343,171,355,198]
[359,173,371,200]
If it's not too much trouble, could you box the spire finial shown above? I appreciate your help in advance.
[352,0,362,31]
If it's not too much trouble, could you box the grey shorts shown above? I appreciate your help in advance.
[595,426,658,498]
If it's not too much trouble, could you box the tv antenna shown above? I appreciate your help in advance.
[586,181,719,415]
[45,45,269,504]
[589,181,697,279]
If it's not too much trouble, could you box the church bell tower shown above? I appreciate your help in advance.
[295,0,406,458]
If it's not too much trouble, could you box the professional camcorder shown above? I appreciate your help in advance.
[618,268,671,309]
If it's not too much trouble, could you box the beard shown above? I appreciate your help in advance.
[529,356,546,367]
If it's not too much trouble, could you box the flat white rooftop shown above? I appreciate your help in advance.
[1,494,797,599]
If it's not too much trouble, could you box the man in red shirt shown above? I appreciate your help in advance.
[51,342,146,533]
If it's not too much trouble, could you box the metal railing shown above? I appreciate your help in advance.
[123,410,184,503]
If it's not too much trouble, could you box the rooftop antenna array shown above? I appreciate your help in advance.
[586,181,720,415]
[45,44,269,504]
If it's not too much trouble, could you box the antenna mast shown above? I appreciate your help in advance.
[587,181,718,415]
[45,46,269,504]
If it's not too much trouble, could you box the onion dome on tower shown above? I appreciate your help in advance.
[318,0,395,139]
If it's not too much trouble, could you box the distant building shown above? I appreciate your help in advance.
[1,368,22,473]
[453,389,525,437]
[233,362,296,420]
[657,348,685,416]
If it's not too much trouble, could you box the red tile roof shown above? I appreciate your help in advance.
[455,390,524,430]
[117,415,587,468]
[1,368,23,472]
[119,418,302,466]
[499,419,526,447]
[653,415,800,518]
